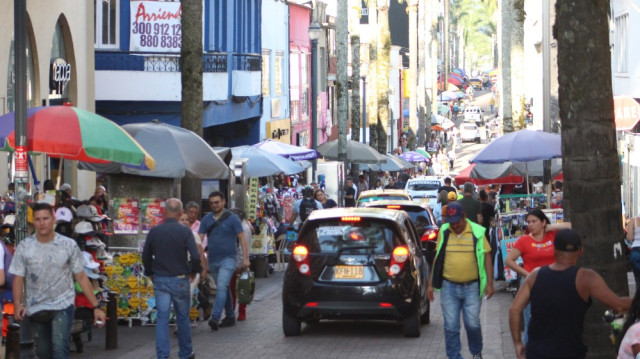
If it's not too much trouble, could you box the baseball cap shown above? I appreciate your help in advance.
[2,202,15,214]
[60,183,72,192]
[554,229,582,252]
[74,221,95,235]
[83,251,100,270]
[76,204,107,222]
[444,202,465,223]
[447,191,458,201]
[55,207,73,223]
[2,214,16,227]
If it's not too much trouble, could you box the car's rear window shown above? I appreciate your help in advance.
[407,182,440,191]
[357,195,409,205]
[404,209,434,230]
[463,124,477,130]
[300,219,399,254]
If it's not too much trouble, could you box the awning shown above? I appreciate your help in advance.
[614,96,640,130]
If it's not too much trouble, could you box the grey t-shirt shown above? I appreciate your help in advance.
[9,233,84,315]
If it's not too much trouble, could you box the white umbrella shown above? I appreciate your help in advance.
[231,146,306,177]
[253,139,318,161]
[317,140,387,164]
[358,154,410,172]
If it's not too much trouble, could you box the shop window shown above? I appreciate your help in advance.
[95,0,119,49]
[615,14,628,74]
[262,49,270,97]
[274,51,284,96]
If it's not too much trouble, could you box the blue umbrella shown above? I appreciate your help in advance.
[231,146,306,177]
[253,139,318,161]
[399,151,429,162]
[470,130,561,164]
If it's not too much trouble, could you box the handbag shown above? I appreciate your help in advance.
[236,270,255,305]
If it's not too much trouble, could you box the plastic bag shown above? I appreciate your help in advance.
[236,270,255,305]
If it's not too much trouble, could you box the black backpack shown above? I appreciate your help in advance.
[299,198,318,222]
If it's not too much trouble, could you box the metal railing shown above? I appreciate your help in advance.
[95,52,228,73]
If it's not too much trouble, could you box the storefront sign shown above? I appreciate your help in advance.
[129,1,182,53]
[246,178,259,221]
[49,58,71,93]
[266,118,291,144]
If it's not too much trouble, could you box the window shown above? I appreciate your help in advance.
[615,14,628,73]
[274,51,284,96]
[262,49,270,96]
[95,0,119,49]
[300,54,309,121]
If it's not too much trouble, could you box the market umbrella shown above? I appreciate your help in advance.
[253,139,318,161]
[231,145,306,177]
[470,130,561,164]
[79,121,229,179]
[431,125,445,131]
[317,140,387,164]
[447,83,459,91]
[455,164,524,186]
[399,151,429,162]
[393,155,415,169]
[414,148,432,159]
[358,154,408,172]
[470,159,563,179]
[0,106,154,168]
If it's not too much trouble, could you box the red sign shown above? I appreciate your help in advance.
[15,146,28,178]
[614,96,640,130]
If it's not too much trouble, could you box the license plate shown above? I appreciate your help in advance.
[334,265,364,279]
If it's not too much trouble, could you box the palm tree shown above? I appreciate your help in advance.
[555,1,627,356]
[498,0,512,133]
[408,0,418,150]
[376,0,391,154]
[351,34,361,142]
[337,0,349,160]
[180,0,203,204]
[367,0,379,153]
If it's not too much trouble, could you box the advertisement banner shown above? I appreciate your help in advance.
[246,178,259,221]
[113,198,140,234]
[500,238,520,281]
[141,198,165,233]
[129,1,182,53]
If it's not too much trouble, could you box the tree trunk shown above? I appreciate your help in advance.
[417,0,427,148]
[367,1,379,153]
[337,0,348,160]
[376,0,390,155]
[180,0,203,205]
[429,0,438,134]
[408,1,419,150]
[510,0,525,131]
[499,0,512,133]
[443,0,450,94]
[351,35,361,142]
[556,1,627,356]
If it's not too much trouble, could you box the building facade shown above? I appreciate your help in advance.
[95,0,262,147]
[0,0,96,198]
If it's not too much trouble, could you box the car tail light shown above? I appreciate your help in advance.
[305,302,318,307]
[379,302,393,308]
[341,216,361,222]
[386,205,401,209]
[388,245,409,276]
[421,228,438,242]
[292,245,311,276]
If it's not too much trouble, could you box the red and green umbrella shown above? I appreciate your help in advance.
[0,106,154,169]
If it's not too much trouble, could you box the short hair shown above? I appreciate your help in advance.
[463,182,474,194]
[185,201,200,211]
[479,189,488,201]
[165,198,183,214]
[33,202,54,215]
[209,191,225,201]
[444,177,452,184]
[555,181,563,190]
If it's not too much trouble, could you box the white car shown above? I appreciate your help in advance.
[463,106,484,126]
[404,177,445,209]
[460,123,481,143]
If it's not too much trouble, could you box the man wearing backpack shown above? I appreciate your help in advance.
[289,186,323,228]
[199,191,248,331]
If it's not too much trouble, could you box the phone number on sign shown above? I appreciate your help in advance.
[132,22,181,49]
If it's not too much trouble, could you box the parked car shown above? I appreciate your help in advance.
[360,200,439,266]
[468,78,483,90]
[460,123,481,143]
[404,177,445,209]
[282,207,430,337]
[463,106,484,126]
[356,189,413,207]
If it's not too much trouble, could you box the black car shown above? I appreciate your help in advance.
[361,200,439,266]
[282,208,430,338]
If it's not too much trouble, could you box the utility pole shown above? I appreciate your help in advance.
[408,0,418,150]
[350,35,361,142]
[14,0,28,243]
[337,0,348,161]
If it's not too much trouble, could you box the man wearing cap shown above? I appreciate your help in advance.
[428,202,494,359]
[509,229,631,359]
[438,177,458,195]
[441,191,458,223]
[10,203,106,359]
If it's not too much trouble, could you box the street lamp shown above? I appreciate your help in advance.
[309,20,322,182]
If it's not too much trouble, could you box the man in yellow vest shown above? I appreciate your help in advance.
[427,202,494,359]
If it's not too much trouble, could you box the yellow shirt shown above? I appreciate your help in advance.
[441,223,491,283]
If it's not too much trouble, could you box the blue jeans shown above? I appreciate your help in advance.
[440,280,483,359]
[209,256,237,322]
[32,304,74,359]
[153,275,193,359]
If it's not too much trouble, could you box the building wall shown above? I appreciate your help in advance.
[260,0,290,142]
[0,0,95,199]
[612,0,640,98]
[289,4,312,147]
